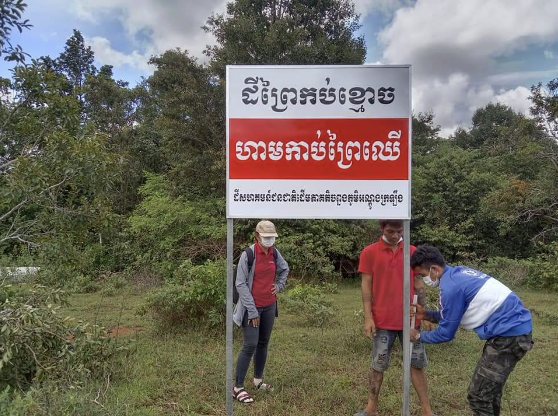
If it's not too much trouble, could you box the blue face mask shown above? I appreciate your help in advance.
[423,268,440,288]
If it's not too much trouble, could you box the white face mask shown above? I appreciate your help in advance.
[261,236,275,248]
[382,235,403,245]
[423,268,440,288]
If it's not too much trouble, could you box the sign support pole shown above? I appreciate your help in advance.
[226,219,234,416]
[402,219,411,416]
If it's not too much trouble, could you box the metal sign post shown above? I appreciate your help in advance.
[226,219,234,415]
[402,220,411,416]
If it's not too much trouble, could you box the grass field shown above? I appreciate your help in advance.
[54,281,558,416]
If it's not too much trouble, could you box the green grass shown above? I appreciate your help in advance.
[31,283,558,415]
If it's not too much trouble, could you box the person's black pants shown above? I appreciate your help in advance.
[235,303,276,388]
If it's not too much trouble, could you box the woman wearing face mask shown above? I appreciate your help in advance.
[232,220,289,404]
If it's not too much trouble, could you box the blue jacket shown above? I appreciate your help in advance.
[421,265,532,344]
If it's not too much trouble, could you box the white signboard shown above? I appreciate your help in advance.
[226,65,411,219]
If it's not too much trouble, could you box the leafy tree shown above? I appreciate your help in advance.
[530,77,558,143]
[481,82,558,243]
[126,173,226,278]
[0,0,31,63]
[412,112,441,160]
[204,0,366,76]
[56,29,96,104]
[454,103,518,149]
[147,50,225,197]
[412,142,506,259]
[82,65,134,135]
[0,62,116,260]
[81,65,154,213]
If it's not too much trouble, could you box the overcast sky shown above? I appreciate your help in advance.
[2,0,557,136]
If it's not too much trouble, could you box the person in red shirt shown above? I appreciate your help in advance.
[232,220,289,404]
[354,220,437,416]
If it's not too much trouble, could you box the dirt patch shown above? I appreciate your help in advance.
[108,326,143,337]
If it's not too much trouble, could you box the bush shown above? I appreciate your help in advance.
[63,274,102,294]
[0,281,126,393]
[0,387,37,416]
[481,257,533,288]
[125,173,226,281]
[141,259,226,329]
[283,284,336,329]
[99,274,128,297]
[529,242,558,290]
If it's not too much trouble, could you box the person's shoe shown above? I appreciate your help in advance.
[232,388,254,403]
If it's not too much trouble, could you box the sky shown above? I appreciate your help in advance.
[1,0,557,136]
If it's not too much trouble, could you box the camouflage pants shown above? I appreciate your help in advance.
[467,332,533,416]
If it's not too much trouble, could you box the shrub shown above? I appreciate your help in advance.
[0,281,125,393]
[99,274,128,297]
[126,173,226,280]
[320,281,339,294]
[481,257,533,288]
[0,387,37,416]
[141,259,226,329]
[283,284,336,329]
[529,242,558,290]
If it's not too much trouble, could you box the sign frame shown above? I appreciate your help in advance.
[226,64,412,221]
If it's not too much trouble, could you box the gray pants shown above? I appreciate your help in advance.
[467,332,533,416]
[235,303,276,387]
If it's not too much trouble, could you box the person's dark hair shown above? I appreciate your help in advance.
[379,219,404,229]
[410,245,446,269]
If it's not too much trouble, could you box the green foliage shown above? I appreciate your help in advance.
[455,103,518,149]
[320,280,339,294]
[481,257,533,288]
[0,0,32,63]
[0,281,125,394]
[147,50,226,198]
[126,173,226,279]
[530,242,558,290]
[530,77,557,142]
[98,274,128,297]
[283,283,336,328]
[141,259,226,329]
[205,0,366,76]
[0,387,37,416]
[0,62,118,270]
[412,142,504,259]
[412,112,441,158]
[56,29,96,99]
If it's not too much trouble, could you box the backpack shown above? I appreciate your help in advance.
[233,246,278,304]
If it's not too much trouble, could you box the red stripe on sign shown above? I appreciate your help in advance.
[229,118,409,180]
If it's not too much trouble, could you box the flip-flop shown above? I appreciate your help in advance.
[233,388,254,403]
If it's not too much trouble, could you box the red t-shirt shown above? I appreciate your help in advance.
[251,242,277,307]
[358,238,417,330]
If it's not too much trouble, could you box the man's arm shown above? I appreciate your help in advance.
[420,287,467,344]
[361,273,375,338]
